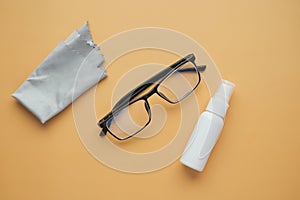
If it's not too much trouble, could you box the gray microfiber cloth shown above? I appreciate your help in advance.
[12,22,106,123]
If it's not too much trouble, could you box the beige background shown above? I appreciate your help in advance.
[1,0,300,199]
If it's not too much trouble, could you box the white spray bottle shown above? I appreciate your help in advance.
[180,80,235,172]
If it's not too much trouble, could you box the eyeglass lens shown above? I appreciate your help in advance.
[158,61,199,103]
[106,99,150,139]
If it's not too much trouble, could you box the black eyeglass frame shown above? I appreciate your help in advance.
[98,53,206,140]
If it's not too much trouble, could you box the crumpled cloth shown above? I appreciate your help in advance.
[12,22,106,123]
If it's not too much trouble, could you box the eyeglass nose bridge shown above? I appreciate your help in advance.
[139,83,173,105]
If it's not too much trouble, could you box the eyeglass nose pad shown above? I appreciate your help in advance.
[156,91,176,104]
[99,128,107,136]
[157,92,168,102]
[144,100,151,117]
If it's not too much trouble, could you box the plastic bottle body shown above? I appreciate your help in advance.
[180,111,224,172]
[180,79,235,172]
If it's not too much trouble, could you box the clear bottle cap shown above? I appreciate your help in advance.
[206,80,235,118]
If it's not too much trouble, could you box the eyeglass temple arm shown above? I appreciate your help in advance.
[178,65,206,73]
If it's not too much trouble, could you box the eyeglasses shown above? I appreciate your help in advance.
[98,54,206,140]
